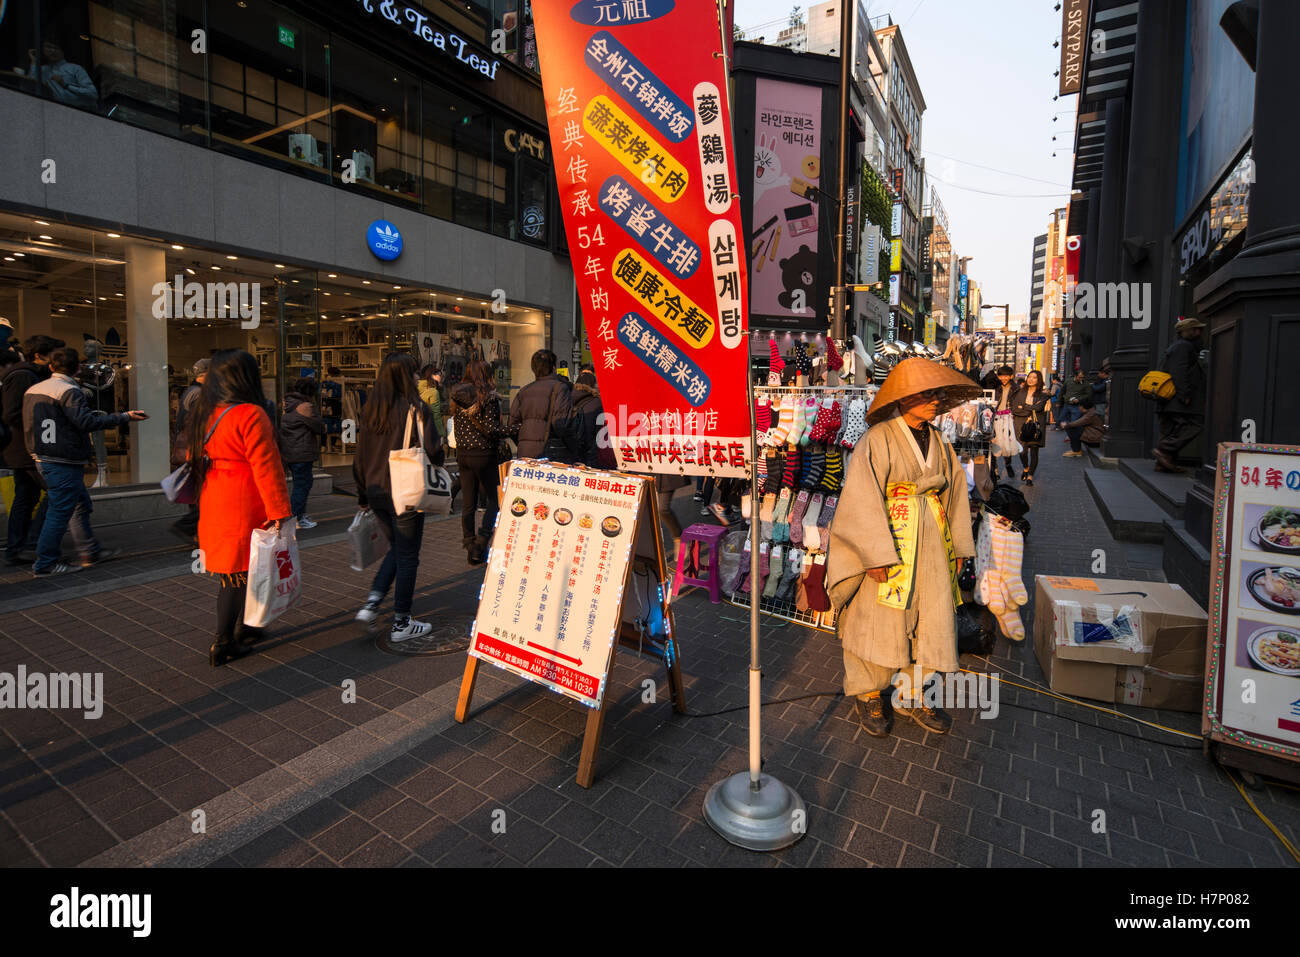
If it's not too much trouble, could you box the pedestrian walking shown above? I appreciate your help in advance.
[183,349,290,665]
[991,365,1019,481]
[1153,317,1206,473]
[508,348,581,462]
[450,358,510,566]
[1062,396,1105,457]
[170,357,209,542]
[23,347,146,576]
[418,364,446,444]
[352,353,444,640]
[655,473,687,564]
[1011,369,1051,486]
[1047,372,1064,429]
[826,359,979,738]
[571,371,614,468]
[279,378,325,530]
[3,334,63,565]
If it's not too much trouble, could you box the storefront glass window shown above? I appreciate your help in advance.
[329,39,421,206]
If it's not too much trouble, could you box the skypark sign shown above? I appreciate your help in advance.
[355,0,503,80]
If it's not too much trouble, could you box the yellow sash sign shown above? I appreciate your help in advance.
[877,482,961,609]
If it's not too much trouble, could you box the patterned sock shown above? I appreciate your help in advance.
[825,337,844,372]
[755,452,768,488]
[775,548,803,602]
[764,450,783,493]
[840,398,868,448]
[808,399,835,443]
[816,495,838,532]
[806,447,826,488]
[993,522,1029,604]
[755,398,772,434]
[762,545,784,598]
[975,521,995,606]
[788,490,810,545]
[772,488,792,543]
[748,542,770,593]
[768,338,785,377]
[767,397,790,445]
[804,557,830,611]
[799,396,818,445]
[820,447,844,494]
[789,398,806,447]
[996,580,1026,640]
[781,450,798,490]
[801,493,824,550]
[730,539,751,592]
[759,493,776,540]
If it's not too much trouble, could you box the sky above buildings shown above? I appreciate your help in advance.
[734,0,1077,319]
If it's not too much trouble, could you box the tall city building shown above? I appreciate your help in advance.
[873,18,926,343]
[1028,233,1047,333]
[1041,207,1068,375]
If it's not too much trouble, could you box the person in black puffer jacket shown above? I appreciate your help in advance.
[508,349,581,463]
[571,371,615,469]
[278,379,326,529]
[452,359,511,565]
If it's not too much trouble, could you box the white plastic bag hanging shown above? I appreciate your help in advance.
[245,521,302,627]
[992,413,1023,457]
[347,508,384,571]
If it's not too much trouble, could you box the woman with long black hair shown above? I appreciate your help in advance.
[186,349,291,666]
[1011,369,1052,486]
[352,353,445,639]
[450,358,509,565]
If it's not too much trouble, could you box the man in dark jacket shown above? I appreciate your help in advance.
[3,334,64,565]
[23,347,146,575]
[509,349,581,462]
[278,378,326,529]
[571,372,607,468]
[1154,317,1207,473]
[1059,369,1091,428]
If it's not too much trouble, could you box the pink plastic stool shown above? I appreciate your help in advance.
[671,523,727,604]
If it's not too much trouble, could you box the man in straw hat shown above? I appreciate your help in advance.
[826,358,981,737]
[1152,317,1206,473]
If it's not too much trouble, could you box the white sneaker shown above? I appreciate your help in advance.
[390,617,433,642]
[297,515,318,530]
[355,601,380,624]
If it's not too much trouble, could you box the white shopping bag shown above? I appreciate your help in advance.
[992,414,1023,458]
[244,521,302,627]
[389,407,453,515]
[348,508,385,571]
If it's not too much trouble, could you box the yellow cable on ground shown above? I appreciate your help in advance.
[958,666,1201,740]
[1225,770,1300,865]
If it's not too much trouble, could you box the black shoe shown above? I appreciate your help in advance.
[236,625,267,648]
[895,700,953,734]
[5,552,35,567]
[1005,468,1016,480]
[209,637,252,667]
[80,547,120,568]
[692,491,705,503]
[1021,473,1033,486]
[854,695,893,738]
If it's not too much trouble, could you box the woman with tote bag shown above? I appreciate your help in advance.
[185,349,292,667]
[352,353,445,640]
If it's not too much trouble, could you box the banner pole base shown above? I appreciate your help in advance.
[703,770,806,852]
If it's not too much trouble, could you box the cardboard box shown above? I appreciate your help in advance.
[1032,576,1208,712]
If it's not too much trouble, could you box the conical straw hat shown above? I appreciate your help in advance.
[866,358,984,425]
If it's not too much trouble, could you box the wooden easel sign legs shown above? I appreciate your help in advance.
[456,462,685,788]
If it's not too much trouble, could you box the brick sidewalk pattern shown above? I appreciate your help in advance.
[1,433,1297,867]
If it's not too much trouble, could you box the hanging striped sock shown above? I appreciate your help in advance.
[781,450,798,490]
[767,397,791,445]
[992,521,1029,604]
[764,450,783,493]
[802,448,826,490]
[799,396,819,445]
[820,447,844,494]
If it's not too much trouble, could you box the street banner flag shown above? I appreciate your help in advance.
[533,0,752,478]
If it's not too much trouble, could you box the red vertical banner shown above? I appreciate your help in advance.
[533,0,752,479]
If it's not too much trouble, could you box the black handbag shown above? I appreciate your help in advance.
[1019,411,1042,444]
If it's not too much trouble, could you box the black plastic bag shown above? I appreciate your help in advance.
[985,482,1030,522]
[956,602,997,656]
[957,557,976,592]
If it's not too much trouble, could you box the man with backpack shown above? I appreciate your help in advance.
[508,349,581,462]
[3,334,64,565]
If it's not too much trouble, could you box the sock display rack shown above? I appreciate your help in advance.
[936,389,997,462]
[723,385,876,634]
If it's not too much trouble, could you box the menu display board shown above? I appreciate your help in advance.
[1204,445,1300,761]
[469,461,645,708]
[531,2,753,478]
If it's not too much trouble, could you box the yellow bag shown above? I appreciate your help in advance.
[1138,370,1175,401]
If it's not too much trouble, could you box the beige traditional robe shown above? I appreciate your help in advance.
[826,412,975,674]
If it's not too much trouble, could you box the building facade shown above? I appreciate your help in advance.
[0,0,575,486]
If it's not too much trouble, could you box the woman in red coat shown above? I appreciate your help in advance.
[186,349,291,666]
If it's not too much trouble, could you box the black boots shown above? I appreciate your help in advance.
[209,634,252,667]
[465,534,489,566]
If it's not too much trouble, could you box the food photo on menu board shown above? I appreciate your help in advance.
[1237,560,1300,615]
[1235,617,1300,677]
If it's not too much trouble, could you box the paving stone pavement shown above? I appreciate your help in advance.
[1,434,1297,868]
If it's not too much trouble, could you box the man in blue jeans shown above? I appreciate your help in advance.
[22,347,146,576]
[3,334,64,564]
[277,379,325,529]
[1058,369,1090,430]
